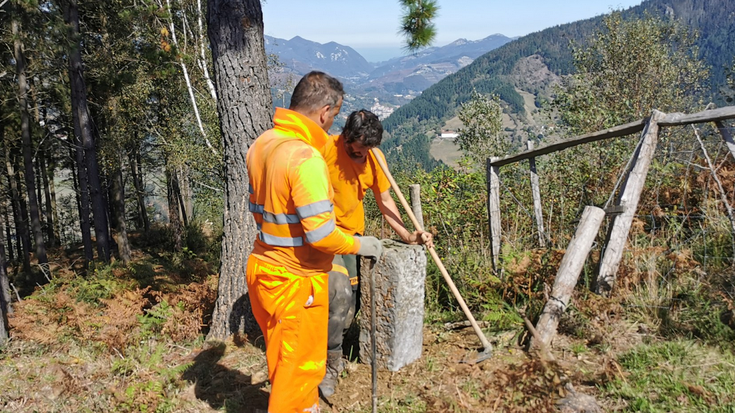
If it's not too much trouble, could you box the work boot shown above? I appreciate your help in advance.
[319,350,344,397]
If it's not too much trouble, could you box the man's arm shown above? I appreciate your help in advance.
[375,189,433,248]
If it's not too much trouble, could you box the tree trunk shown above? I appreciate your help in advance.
[0,220,9,345]
[71,130,93,265]
[2,197,13,263]
[179,167,193,227]
[13,19,48,267]
[111,151,131,265]
[64,0,111,263]
[41,151,59,248]
[165,163,184,251]
[129,151,149,233]
[206,0,273,340]
[6,151,31,274]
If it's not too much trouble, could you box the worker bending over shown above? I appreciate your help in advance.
[318,109,433,396]
[246,72,382,412]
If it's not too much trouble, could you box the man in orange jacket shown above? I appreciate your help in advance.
[318,109,433,396]
[246,72,383,413]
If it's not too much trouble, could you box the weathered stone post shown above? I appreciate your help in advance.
[359,240,427,371]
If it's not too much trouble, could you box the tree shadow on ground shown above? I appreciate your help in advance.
[182,342,270,412]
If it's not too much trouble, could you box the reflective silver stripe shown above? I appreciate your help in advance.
[259,231,303,247]
[263,211,300,225]
[249,202,264,214]
[296,200,333,219]
[304,219,336,244]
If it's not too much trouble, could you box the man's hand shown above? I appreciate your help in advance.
[357,236,383,258]
[408,230,434,249]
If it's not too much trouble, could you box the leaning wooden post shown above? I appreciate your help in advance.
[486,158,501,272]
[532,206,605,350]
[527,141,546,248]
[596,110,665,295]
[408,184,424,231]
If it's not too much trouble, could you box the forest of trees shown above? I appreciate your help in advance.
[0,0,226,328]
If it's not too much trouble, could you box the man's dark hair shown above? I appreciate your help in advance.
[342,110,383,147]
[289,71,344,113]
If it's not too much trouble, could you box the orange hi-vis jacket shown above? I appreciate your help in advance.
[247,108,361,275]
[322,134,391,236]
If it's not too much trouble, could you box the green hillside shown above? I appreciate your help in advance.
[383,0,735,169]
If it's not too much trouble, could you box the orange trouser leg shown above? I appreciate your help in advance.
[247,256,328,413]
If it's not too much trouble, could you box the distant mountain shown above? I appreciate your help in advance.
[363,34,514,95]
[264,35,373,82]
[264,34,514,96]
[381,0,735,170]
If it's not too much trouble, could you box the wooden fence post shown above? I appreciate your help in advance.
[596,110,665,295]
[408,184,424,231]
[487,158,501,272]
[527,141,546,248]
[532,206,605,349]
[715,120,735,161]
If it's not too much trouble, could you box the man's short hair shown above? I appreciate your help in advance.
[289,71,344,114]
[342,110,383,147]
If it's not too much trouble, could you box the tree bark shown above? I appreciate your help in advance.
[129,151,149,233]
[41,150,59,247]
[1,196,13,263]
[165,163,184,251]
[486,158,501,272]
[5,151,31,274]
[70,129,93,265]
[64,0,111,263]
[13,19,48,267]
[110,151,131,265]
[0,220,9,345]
[206,0,273,340]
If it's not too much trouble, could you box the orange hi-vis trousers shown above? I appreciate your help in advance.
[247,255,329,413]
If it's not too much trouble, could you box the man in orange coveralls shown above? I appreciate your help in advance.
[318,109,434,396]
[246,72,383,412]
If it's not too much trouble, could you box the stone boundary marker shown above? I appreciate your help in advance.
[359,240,427,371]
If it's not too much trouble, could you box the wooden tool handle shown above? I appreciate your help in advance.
[371,149,492,351]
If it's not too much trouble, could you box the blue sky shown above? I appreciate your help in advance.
[262,0,644,62]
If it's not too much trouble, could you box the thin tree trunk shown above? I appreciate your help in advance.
[13,19,48,267]
[196,0,217,101]
[0,218,9,344]
[41,151,59,247]
[129,150,149,233]
[207,0,273,340]
[64,0,111,263]
[162,0,218,156]
[110,151,131,265]
[176,167,190,228]
[2,196,13,263]
[71,131,93,265]
[6,151,31,274]
[165,163,183,251]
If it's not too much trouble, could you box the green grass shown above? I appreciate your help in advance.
[601,340,735,412]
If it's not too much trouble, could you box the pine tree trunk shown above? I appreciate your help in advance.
[129,151,149,233]
[206,0,273,340]
[13,19,48,267]
[1,197,13,263]
[111,151,131,265]
[165,163,184,251]
[40,151,58,248]
[0,222,9,345]
[70,132,93,265]
[179,167,193,226]
[5,151,31,274]
[64,0,111,263]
